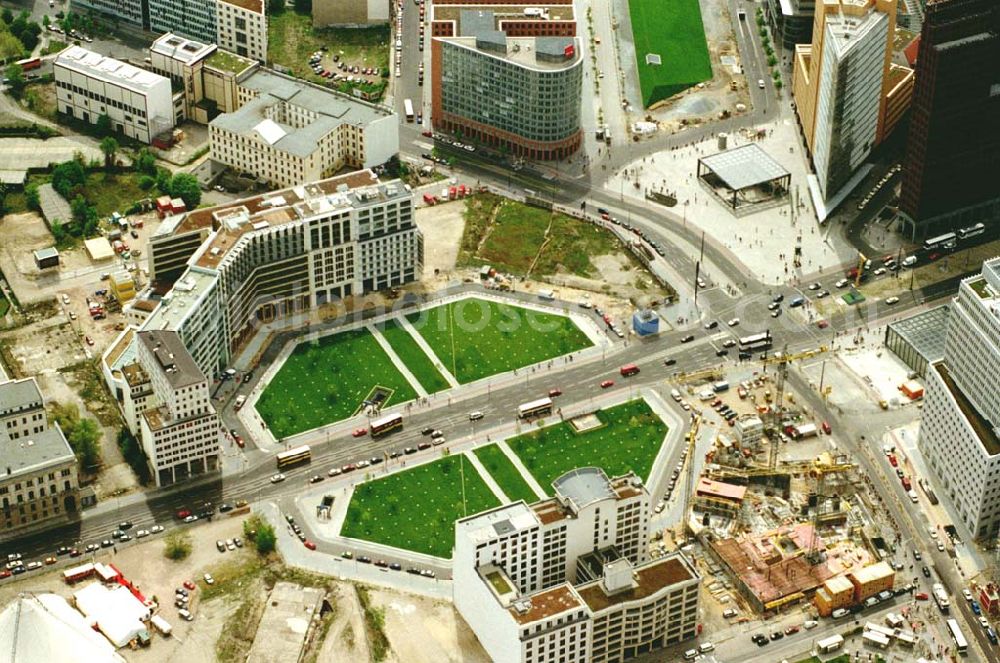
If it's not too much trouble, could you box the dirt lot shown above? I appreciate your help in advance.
[0,515,251,663]
[414,200,465,281]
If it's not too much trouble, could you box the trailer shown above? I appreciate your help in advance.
[422,193,436,205]
[863,631,890,649]
[816,634,844,653]
[792,422,818,439]
[933,583,950,613]
[63,562,96,584]
[150,615,172,636]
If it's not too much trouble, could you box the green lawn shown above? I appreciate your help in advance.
[459,196,625,278]
[268,10,389,101]
[508,400,668,494]
[82,171,149,218]
[255,328,418,439]
[341,454,501,558]
[628,0,713,107]
[473,445,541,505]
[377,319,450,394]
[407,298,592,384]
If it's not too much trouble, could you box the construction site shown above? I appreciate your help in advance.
[669,348,904,618]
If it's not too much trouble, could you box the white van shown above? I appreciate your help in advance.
[670,388,682,402]
[177,608,193,621]
[908,489,919,503]
[468,411,484,421]
[902,255,917,267]
[699,642,715,653]
[699,389,715,402]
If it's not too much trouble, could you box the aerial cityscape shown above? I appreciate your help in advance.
[0,0,997,660]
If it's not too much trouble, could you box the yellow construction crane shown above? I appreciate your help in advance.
[854,252,868,288]
[666,367,723,386]
[761,346,828,469]
[677,413,701,539]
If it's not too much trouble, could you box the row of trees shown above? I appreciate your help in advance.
[0,9,42,56]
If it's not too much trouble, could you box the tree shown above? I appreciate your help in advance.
[1,9,12,24]
[95,113,112,137]
[42,15,49,28]
[25,183,40,210]
[267,0,285,14]
[155,168,171,195]
[67,417,101,468]
[51,159,86,198]
[243,514,276,554]
[164,530,192,560]
[99,136,119,170]
[135,148,157,175]
[4,64,25,99]
[168,172,201,208]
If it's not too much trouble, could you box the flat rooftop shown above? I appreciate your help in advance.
[934,362,1000,456]
[0,377,43,416]
[576,554,696,613]
[0,427,75,479]
[142,268,219,333]
[150,33,216,65]
[553,467,616,512]
[457,501,540,546]
[886,304,950,365]
[699,143,790,191]
[205,49,256,76]
[56,46,168,91]
[432,3,575,23]
[189,170,403,271]
[138,329,205,389]
[508,585,583,625]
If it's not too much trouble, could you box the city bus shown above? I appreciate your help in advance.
[620,363,640,377]
[15,57,41,71]
[738,331,773,351]
[518,397,553,420]
[276,445,312,469]
[370,412,403,438]
[924,232,957,251]
[403,98,414,122]
[957,223,985,241]
[947,618,968,655]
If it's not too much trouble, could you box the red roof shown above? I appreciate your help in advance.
[904,36,920,67]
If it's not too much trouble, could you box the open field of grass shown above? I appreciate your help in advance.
[508,399,668,494]
[627,0,712,107]
[458,196,624,278]
[341,454,500,558]
[256,328,418,439]
[407,298,592,384]
[473,445,540,505]
[268,10,389,101]
[377,319,450,393]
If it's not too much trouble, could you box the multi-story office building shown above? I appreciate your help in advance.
[455,468,701,663]
[209,69,399,188]
[105,169,421,390]
[765,0,817,53]
[215,0,268,62]
[898,0,1000,239]
[313,0,389,26]
[148,0,217,48]
[54,46,175,144]
[919,257,1000,539]
[0,378,80,540]
[74,0,267,63]
[128,330,222,487]
[430,3,583,160]
[792,0,913,212]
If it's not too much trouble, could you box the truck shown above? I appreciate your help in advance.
[712,381,730,393]
[933,583,950,613]
[791,422,818,439]
[150,615,173,636]
[422,193,437,205]
[816,634,844,653]
[919,478,939,505]
[403,98,414,122]
[538,289,555,301]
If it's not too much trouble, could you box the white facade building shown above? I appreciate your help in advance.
[54,46,175,143]
[0,378,80,540]
[919,257,1000,539]
[216,0,268,62]
[103,170,421,401]
[133,330,222,487]
[809,5,889,199]
[454,468,701,663]
[209,69,398,188]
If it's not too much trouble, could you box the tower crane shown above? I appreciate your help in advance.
[760,346,828,469]
[676,413,701,539]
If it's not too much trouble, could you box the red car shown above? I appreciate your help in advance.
[600,380,615,389]
[928,252,941,261]
[176,509,192,520]
[548,388,562,397]
[784,625,800,635]
[234,435,244,448]
[341,464,356,473]
[888,454,898,467]
[421,130,433,137]
[821,421,831,435]
[817,320,829,329]
[418,441,432,450]
[915,592,929,601]
[352,428,368,438]
[304,540,317,550]
[0,569,11,579]
[183,580,196,591]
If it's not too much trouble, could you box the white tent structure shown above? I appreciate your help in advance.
[0,593,126,663]
[74,582,151,648]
